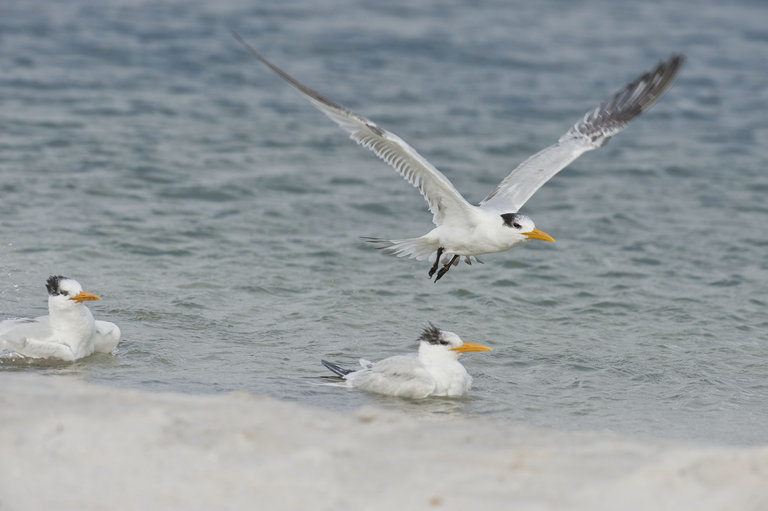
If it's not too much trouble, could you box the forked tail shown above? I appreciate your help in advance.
[362,236,437,261]
[322,359,354,378]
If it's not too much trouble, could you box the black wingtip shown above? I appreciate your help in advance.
[668,53,686,69]
[631,53,686,115]
[231,31,265,61]
[322,359,354,377]
[360,237,393,251]
[573,53,685,145]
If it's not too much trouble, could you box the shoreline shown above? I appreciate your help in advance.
[1,372,766,510]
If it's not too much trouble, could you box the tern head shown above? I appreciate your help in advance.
[500,213,554,244]
[46,275,101,310]
[417,324,492,361]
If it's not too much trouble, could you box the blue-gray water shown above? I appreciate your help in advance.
[1,0,767,445]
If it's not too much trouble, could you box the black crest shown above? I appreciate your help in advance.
[501,213,521,228]
[419,323,447,346]
[46,275,69,296]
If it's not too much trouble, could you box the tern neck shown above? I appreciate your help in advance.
[48,298,96,358]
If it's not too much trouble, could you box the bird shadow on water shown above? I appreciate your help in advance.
[365,393,482,422]
[0,353,114,372]
[0,355,75,369]
[305,375,475,420]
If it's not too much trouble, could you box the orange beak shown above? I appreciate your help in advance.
[71,291,101,303]
[451,342,493,353]
[523,227,555,243]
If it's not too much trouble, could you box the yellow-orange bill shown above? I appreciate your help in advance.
[451,342,493,353]
[523,228,555,242]
[71,291,101,303]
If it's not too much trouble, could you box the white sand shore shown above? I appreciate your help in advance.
[1,373,766,511]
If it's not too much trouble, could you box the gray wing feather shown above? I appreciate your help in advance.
[233,33,474,225]
[345,355,436,398]
[0,316,54,343]
[0,316,76,360]
[481,54,684,211]
[93,320,121,354]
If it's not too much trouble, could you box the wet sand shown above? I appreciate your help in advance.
[1,373,766,510]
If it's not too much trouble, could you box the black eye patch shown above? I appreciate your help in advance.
[501,213,522,229]
[45,275,69,296]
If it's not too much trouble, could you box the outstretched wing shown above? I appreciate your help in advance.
[233,33,475,226]
[481,54,685,212]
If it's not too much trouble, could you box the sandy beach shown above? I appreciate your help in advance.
[1,373,766,511]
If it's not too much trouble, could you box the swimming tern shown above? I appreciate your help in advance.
[0,276,121,361]
[234,33,684,281]
[322,324,492,399]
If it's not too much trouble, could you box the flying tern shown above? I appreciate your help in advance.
[322,324,492,398]
[0,275,121,362]
[234,33,683,281]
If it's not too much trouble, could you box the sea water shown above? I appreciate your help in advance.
[1,0,767,444]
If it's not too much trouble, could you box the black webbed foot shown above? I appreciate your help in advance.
[434,254,459,282]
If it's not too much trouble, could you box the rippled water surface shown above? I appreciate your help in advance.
[1,0,767,444]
